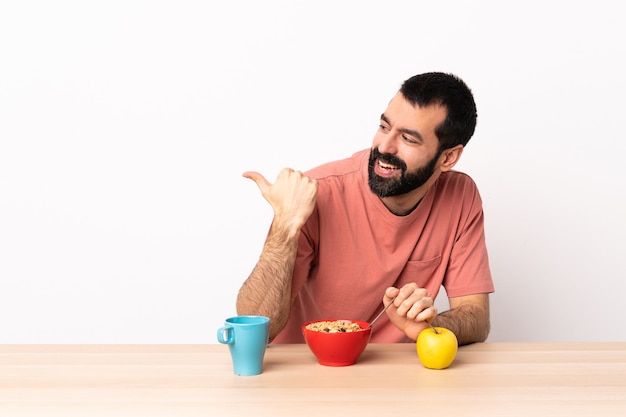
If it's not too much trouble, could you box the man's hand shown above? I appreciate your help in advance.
[384,283,437,340]
[237,168,319,340]
[243,168,318,235]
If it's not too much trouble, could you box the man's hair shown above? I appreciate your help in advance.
[400,72,477,151]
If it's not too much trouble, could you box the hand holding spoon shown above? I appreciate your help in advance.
[367,296,439,333]
[367,297,396,329]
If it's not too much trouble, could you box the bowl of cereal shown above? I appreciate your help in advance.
[302,319,371,366]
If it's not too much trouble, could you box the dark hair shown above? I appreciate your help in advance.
[400,72,477,150]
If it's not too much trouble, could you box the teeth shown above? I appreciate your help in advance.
[379,160,397,170]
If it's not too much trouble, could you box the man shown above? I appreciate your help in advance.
[237,72,494,345]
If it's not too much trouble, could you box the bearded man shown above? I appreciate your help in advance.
[237,72,494,345]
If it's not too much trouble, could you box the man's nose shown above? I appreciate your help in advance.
[376,133,399,155]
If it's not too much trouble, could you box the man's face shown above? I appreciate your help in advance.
[368,147,441,197]
[368,93,447,198]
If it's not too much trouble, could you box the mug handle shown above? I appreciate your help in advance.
[217,325,234,344]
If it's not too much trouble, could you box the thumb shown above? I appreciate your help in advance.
[242,171,271,192]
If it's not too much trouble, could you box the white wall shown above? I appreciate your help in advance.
[1,1,625,343]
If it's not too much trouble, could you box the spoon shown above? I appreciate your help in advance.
[367,297,396,329]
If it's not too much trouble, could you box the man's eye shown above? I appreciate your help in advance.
[379,124,390,131]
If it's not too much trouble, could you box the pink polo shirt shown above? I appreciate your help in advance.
[272,149,494,343]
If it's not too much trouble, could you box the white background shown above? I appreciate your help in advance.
[1,1,625,343]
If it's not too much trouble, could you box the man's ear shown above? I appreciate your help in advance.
[439,145,464,172]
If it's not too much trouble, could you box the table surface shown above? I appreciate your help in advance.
[1,342,626,416]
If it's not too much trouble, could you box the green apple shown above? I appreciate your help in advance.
[416,327,458,369]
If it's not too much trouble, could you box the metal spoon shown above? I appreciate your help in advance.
[367,297,396,329]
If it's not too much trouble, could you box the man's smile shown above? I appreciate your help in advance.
[374,158,402,177]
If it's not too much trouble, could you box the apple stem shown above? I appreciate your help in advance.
[430,324,439,334]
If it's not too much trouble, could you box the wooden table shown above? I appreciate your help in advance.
[1,342,625,416]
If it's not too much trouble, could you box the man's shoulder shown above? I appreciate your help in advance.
[434,171,483,209]
[438,170,479,188]
[433,170,483,201]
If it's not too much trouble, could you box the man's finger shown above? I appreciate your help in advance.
[243,171,271,191]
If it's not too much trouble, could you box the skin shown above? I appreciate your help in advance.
[238,92,490,345]
[238,168,318,339]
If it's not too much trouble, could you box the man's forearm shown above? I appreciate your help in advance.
[236,223,299,341]
[432,301,490,346]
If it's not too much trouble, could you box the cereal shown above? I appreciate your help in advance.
[305,320,363,333]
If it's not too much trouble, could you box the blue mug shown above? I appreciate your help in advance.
[217,315,270,376]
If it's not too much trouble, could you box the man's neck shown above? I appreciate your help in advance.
[380,189,427,216]
[379,172,441,216]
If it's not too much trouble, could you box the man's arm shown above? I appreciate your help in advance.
[432,293,490,345]
[236,168,318,341]
[236,221,300,341]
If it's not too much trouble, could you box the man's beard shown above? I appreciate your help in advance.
[368,147,441,198]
